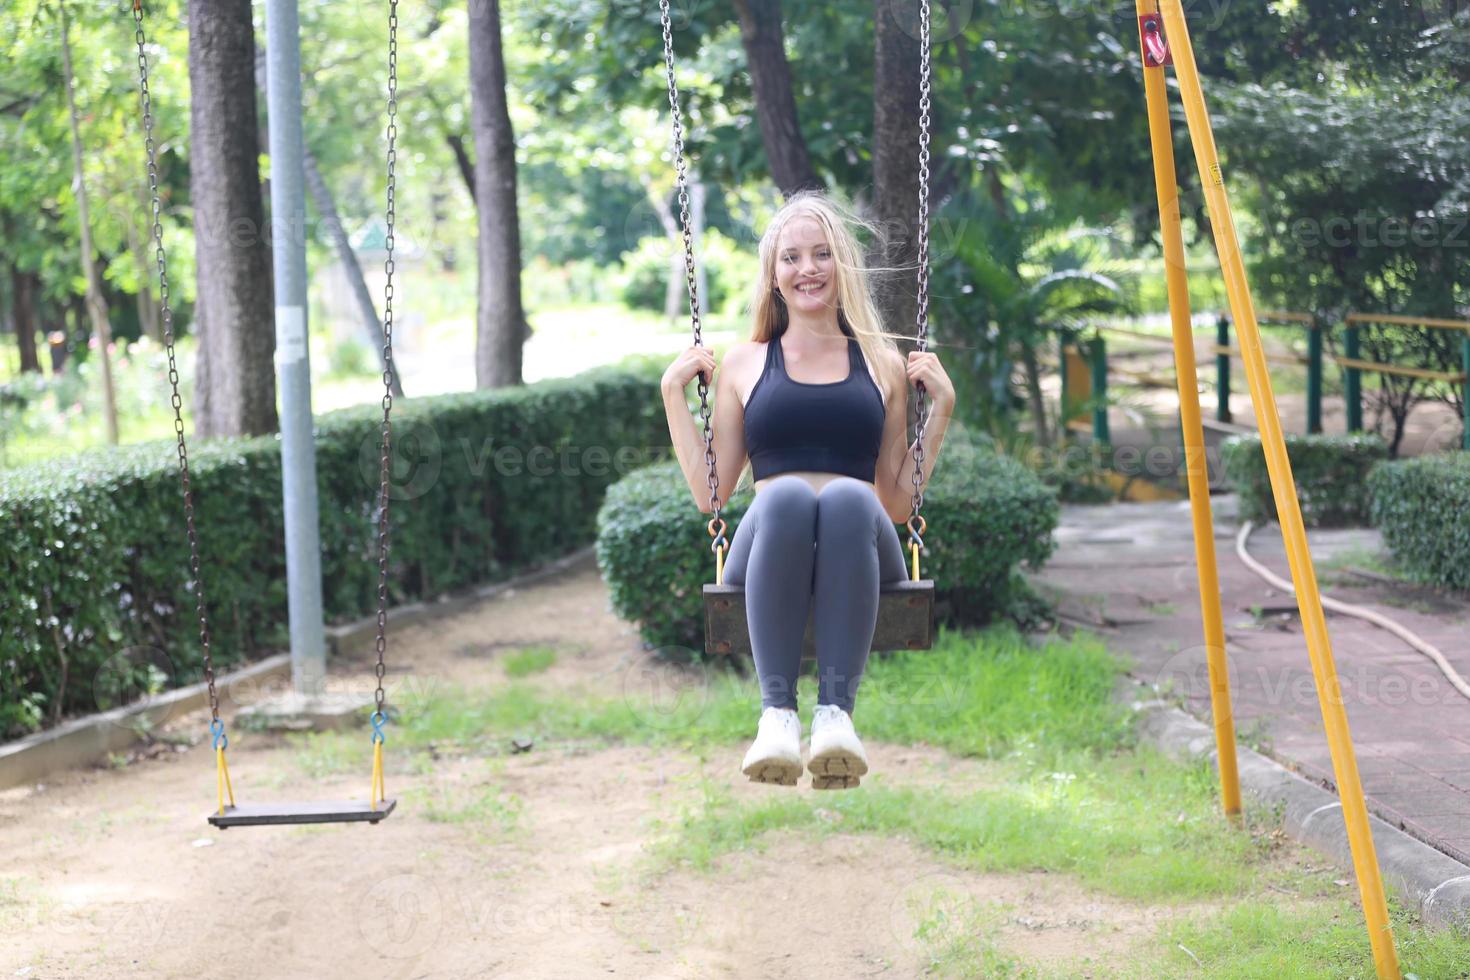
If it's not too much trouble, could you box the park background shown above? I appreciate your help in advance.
[4,1,1470,976]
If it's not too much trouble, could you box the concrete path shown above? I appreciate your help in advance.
[1034,496,1470,864]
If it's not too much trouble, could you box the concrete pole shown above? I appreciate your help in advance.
[264,0,327,697]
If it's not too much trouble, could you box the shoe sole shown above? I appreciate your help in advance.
[742,758,802,787]
[807,745,868,790]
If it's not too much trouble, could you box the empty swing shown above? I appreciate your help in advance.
[128,0,400,828]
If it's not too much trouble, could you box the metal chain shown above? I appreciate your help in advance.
[658,0,725,558]
[907,0,933,556]
[371,0,399,734]
[131,0,221,732]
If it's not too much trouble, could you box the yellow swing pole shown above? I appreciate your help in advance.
[1156,2,1401,975]
[1133,0,1241,822]
[215,748,235,815]
[211,720,236,816]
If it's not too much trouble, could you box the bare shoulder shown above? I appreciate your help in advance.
[721,340,764,365]
[720,340,764,389]
[876,347,907,403]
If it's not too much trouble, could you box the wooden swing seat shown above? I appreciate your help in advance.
[703,579,935,658]
[208,799,397,829]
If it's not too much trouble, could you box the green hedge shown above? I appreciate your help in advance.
[595,432,1059,659]
[0,365,667,739]
[1220,433,1388,527]
[1368,451,1470,590]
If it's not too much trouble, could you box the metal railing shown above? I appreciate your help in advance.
[1061,312,1470,449]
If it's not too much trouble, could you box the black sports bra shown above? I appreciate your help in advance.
[743,332,886,483]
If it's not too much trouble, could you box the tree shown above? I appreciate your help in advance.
[469,0,526,389]
[8,265,41,374]
[731,0,820,197]
[871,0,921,339]
[189,0,276,437]
[59,1,119,444]
[930,185,1134,442]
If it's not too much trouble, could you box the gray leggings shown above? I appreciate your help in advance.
[722,475,909,715]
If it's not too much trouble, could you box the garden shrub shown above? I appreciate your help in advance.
[0,364,667,738]
[617,229,756,317]
[1220,433,1388,527]
[1367,451,1470,590]
[595,429,1059,660]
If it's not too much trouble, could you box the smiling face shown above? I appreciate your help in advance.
[774,216,837,316]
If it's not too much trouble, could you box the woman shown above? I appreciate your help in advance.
[660,191,955,790]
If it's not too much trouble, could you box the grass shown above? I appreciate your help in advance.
[502,644,558,677]
[409,767,526,837]
[288,626,1133,771]
[1315,543,1421,588]
[641,748,1284,900]
[1141,902,1470,979]
[1314,544,1468,615]
[281,624,1470,975]
[910,900,1039,978]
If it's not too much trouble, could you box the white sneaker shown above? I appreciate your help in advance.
[808,704,868,790]
[741,707,803,786]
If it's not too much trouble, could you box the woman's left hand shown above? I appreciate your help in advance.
[907,350,955,410]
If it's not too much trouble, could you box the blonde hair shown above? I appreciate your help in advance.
[732,191,915,494]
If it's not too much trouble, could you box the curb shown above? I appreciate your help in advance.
[0,654,290,794]
[1134,695,1470,932]
[0,546,600,793]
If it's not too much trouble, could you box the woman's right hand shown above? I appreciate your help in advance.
[662,344,718,395]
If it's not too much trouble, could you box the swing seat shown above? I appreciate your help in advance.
[208,798,396,829]
[703,579,935,658]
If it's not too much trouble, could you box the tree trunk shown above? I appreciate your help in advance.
[128,185,162,342]
[189,0,277,437]
[690,172,709,318]
[303,153,406,397]
[648,182,684,323]
[469,0,527,389]
[11,266,41,374]
[252,50,405,397]
[59,3,119,444]
[1020,342,1051,448]
[420,88,476,205]
[731,0,821,197]
[872,0,921,342]
[446,132,477,204]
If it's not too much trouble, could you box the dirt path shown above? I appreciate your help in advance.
[3,556,1255,978]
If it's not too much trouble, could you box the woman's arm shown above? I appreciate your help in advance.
[661,344,750,514]
[874,349,956,523]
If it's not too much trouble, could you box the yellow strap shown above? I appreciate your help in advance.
[370,740,386,810]
[715,543,724,586]
[910,541,920,582]
[215,746,236,815]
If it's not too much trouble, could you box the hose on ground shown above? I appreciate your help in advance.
[1235,520,1470,704]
